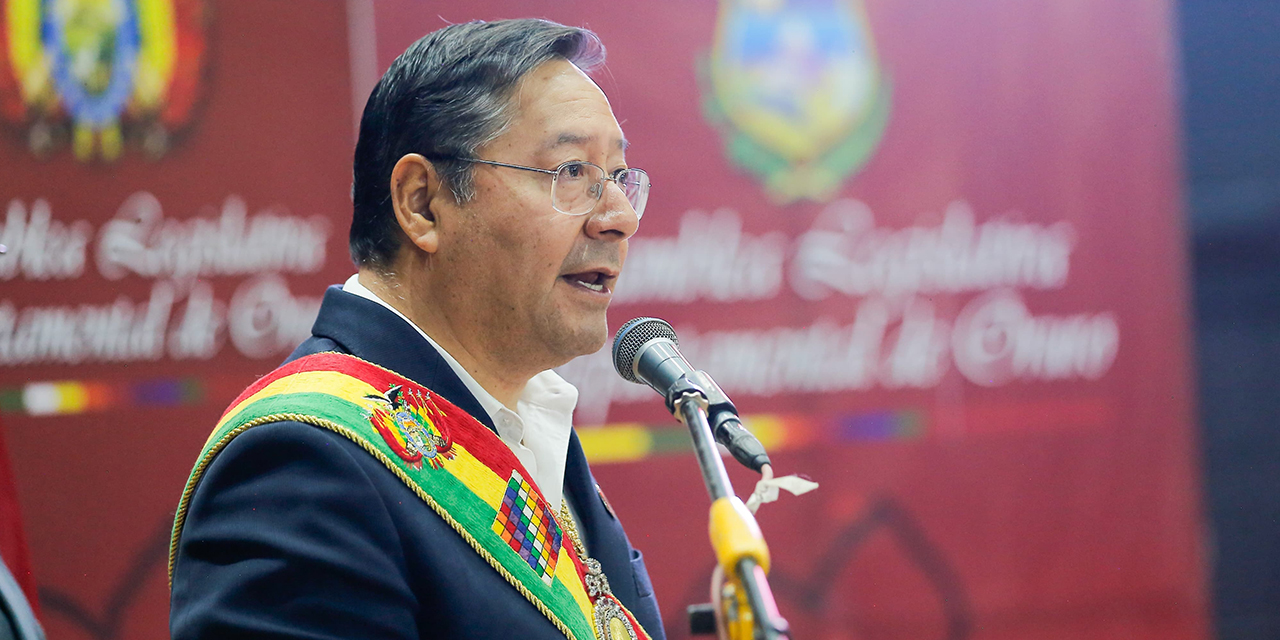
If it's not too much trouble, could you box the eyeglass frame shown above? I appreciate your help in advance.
[448,157,650,218]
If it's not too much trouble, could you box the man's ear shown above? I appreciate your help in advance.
[390,153,443,254]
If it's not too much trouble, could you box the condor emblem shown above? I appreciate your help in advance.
[702,0,890,203]
[0,0,208,161]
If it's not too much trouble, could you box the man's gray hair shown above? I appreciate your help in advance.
[350,19,606,268]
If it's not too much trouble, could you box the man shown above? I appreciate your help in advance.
[169,19,663,640]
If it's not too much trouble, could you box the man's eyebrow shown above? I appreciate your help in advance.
[543,133,629,152]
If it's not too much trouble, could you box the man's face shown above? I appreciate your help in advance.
[434,58,638,371]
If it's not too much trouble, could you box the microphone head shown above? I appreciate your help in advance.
[612,317,679,383]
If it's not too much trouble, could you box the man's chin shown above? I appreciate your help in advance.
[570,321,609,357]
[545,316,609,364]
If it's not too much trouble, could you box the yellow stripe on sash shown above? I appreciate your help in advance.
[445,443,508,510]
[557,546,596,629]
[209,371,380,446]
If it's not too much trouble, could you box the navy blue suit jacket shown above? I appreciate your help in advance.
[170,286,666,640]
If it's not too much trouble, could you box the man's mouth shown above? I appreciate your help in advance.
[561,269,615,294]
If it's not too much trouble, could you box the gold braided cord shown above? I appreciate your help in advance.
[559,500,588,558]
[169,413,583,640]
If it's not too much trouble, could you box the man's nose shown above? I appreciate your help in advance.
[584,181,640,241]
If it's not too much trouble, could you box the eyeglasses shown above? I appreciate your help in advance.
[456,158,650,219]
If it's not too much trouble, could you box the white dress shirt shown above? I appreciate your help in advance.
[340,275,587,543]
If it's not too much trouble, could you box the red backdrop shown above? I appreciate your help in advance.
[0,1,1204,639]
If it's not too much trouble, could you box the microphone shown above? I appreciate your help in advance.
[612,317,771,472]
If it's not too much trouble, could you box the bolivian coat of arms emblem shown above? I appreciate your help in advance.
[0,0,208,161]
[702,0,890,203]
[363,384,456,471]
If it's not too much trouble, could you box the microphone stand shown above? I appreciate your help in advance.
[665,377,790,640]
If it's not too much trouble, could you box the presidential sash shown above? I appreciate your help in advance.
[169,352,651,640]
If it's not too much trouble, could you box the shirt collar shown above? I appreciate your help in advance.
[340,274,578,427]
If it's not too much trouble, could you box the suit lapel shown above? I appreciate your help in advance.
[563,430,640,609]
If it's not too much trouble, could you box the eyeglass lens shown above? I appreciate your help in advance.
[552,162,649,218]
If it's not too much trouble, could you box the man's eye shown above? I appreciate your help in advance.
[562,163,586,179]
